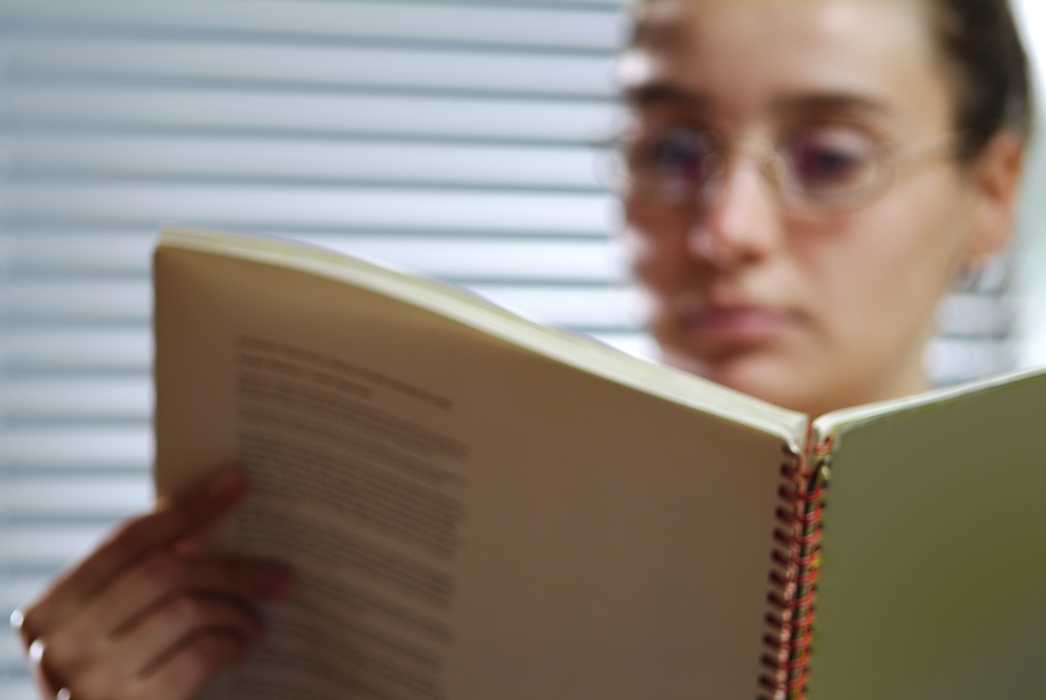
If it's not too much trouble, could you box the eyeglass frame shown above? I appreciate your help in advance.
[608,123,966,215]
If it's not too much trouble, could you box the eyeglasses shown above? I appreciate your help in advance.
[615,123,959,214]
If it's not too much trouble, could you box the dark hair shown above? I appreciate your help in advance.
[930,0,1034,159]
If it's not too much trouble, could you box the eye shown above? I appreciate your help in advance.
[626,128,721,198]
[781,127,880,197]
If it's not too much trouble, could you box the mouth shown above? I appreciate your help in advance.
[676,305,797,351]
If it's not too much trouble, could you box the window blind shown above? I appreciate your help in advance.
[0,3,633,696]
[0,2,1020,698]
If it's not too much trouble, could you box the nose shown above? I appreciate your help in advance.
[686,151,783,269]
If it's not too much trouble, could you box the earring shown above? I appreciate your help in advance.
[954,255,1008,294]
[953,259,982,293]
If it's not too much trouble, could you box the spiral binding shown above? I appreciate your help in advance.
[757,435,831,700]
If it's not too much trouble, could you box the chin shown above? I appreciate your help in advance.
[662,344,822,415]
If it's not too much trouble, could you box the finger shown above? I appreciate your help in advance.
[68,470,249,600]
[66,633,249,700]
[135,633,249,700]
[24,637,61,698]
[88,552,294,637]
[112,596,263,678]
[37,553,290,682]
[17,469,247,645]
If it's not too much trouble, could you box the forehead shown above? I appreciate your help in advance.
[623,0,952,133]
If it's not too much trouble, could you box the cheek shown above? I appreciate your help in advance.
[622,200,695,291]
[798,176,967,356]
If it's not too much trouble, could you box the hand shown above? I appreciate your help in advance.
[11,469,295,700]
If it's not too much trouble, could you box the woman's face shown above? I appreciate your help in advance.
[622,0,1015,417]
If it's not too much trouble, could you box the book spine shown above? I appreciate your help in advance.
[758,437,830,700]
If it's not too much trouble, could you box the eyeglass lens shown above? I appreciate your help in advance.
[624,124,886,207]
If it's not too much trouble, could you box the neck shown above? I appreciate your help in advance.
[810,345,931,419]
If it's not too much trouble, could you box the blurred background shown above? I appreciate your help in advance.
[0,1,1042,696]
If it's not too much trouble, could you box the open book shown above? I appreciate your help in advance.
[154,227,1046,700]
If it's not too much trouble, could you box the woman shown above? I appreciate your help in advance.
[13,0,1031,698]
[621,0,1028,419]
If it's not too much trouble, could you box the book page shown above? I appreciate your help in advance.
[155,242,794,700]
[808,369,1046,699]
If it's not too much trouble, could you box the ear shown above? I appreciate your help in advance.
[962,129,1025,261]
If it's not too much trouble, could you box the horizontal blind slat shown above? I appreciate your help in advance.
[471,284,642,328]
[3,280,640,329]
[0,638,30,678]
[582,331,657,359]
[7,232,155,273]
[3,427,152,470]
[936,294,1016,338]
[305,237,627,282]
[0,578,46,625]
[3,329,152,371]
[3,377,151,420]
[4,280,150,321]
[8,232,626,281]
[6,87,622,143]
[0,476,152,518]
[6,184,616,234]
[10,135,605,190]
[5,38,618,97]
[5,0,628,51]
[925,339,1017,385]
[0,526,114,570]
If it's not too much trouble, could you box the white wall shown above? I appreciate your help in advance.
[1013,0,1046,367]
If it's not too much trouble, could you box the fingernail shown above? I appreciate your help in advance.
[257,567,296,598]
[205,470,245,500]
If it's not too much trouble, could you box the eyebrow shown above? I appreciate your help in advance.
[623,84,711,110]
[624,84,889,118]
[771,94,890,117]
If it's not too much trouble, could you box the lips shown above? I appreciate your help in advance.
[677,304,796,350]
